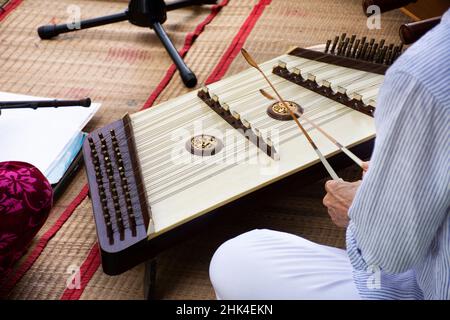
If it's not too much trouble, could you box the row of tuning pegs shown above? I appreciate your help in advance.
[99,132,125,240]
[274,61,376,117]
[110,130,136,236]
[199,86,279,160]
[88,129,138,244]
[325,33,403,65]
[89,135,114,242]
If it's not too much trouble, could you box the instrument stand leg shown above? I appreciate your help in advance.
[37,0,218,88]
[144,258,157,300]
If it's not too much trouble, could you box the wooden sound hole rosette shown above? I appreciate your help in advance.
[186,134,223,156]
[267,101,304,121]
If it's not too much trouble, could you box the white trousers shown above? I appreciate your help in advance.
[209,229,361,300]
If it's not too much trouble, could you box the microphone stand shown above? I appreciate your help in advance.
[37,0,218,88]
[0,98,91,115]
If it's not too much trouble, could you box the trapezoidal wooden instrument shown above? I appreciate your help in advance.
[83,35,401,275]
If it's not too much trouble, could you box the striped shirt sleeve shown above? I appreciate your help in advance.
[347,70,450,274]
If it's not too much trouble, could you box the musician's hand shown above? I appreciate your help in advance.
[362,161,370,178]
[323,180,361,228]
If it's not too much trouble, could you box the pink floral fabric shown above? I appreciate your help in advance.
[0,161,53,278]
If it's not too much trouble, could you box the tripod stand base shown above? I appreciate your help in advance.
[36,0,215,88]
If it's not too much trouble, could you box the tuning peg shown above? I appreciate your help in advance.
[325,39,331,53]
[242,119,251,129]
[360,36,367,46]
[346,39,354,57]
[378,46,388,64]
[88,137,95,148]
[351,39,360,58]
[355,42,364,59]
[341,38,350,55]
[212,94,219,102]
[360,43,369,59]
[384,49,392,65]
[330,36,339,53]
[369,43,378,61]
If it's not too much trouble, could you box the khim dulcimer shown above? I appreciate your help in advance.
[83,35,402,278]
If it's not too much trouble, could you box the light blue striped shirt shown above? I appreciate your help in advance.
[346,9,450,300]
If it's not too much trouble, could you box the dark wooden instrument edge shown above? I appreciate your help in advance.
[363,0,418,15]
[288,47,389,75]
[97,138,374,275]
[83,119,148,259]
[399,16,441,44]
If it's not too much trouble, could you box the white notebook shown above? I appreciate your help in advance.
[0,91,100,184]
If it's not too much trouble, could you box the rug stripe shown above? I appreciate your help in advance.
[0,0,22,22]
[206,0,272,84]
[60,0,272,300]
[1,0,228,298]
